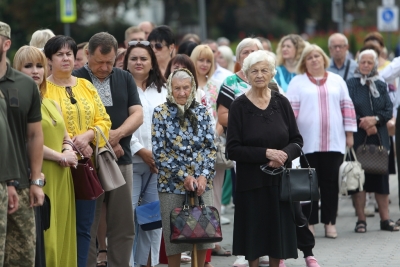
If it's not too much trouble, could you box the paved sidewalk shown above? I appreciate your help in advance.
[158,174,400,267]
[211,174,400,267]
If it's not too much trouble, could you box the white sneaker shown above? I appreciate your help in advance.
[232,256,248,267]
[221,205,226,215]
[259,256,269,266]
[221,216,230,225]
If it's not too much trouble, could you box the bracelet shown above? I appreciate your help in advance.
[62,148,70,153]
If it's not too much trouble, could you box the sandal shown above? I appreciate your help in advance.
[211,246,232,256]
[354,220,367,233]
[380,220,400,232]
[97,250,107,267]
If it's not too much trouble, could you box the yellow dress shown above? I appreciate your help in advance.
[45,78,111,145]
[41,98,77,266]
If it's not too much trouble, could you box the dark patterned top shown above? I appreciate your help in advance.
[152,102,217,194]
[346,78,393,150]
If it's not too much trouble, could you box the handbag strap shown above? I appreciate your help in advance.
[137,173,153,206]
[94,126,118,166]
[285,168,314,228]
[344,147,359,162]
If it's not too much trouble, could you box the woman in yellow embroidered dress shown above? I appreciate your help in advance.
[43,36,111,267]
[13,46,79,266]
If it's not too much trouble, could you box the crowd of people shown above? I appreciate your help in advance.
[1,17,400,267]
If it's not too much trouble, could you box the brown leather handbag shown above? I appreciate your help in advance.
[355,134,389,175]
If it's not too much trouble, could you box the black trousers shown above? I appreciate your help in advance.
[301,152,343,225]
[294,202,315,258]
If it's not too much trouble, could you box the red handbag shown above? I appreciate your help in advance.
[64,140,104,200]
[170,191,223,244]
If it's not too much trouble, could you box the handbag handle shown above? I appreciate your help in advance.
[63,139,84,159]
[362,133,384,150]
[94,126,119,165]
[343,147,358,162]
[138,173,153,206]
[292,143,311,168]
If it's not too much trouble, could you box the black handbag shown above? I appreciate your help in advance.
[135,173,162,231]
[279,146,319,202]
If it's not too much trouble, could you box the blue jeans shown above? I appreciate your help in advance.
[76,199,96,267]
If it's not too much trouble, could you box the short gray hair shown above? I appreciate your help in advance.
[236,38,263,62]
[172,70,192,81]
[358,49,378,67]
[88,32,118,55]
[242,50,277,77]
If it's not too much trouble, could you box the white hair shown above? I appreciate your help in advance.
[30,29,55,48]
[358,49,378,66]
[218,46,234,72]
[172,70,192,81]
[242,50,277,77]
[236,38,263,62]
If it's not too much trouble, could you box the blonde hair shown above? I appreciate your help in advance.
[218,46,234,72]
[275,34,306,66]
[190,45,215,78]
[29,29,55,48]
[124,26,144,41]
[296,44,330,74]
[13,46,47,97]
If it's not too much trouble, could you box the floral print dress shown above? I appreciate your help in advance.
[152,102,217,194]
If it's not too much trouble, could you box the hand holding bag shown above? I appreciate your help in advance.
[94,126,126,191]
[170,190,223,244]
[64,140,104,200]
[339,147,365,195]
[355,134,389,175]
[135,173,162,231]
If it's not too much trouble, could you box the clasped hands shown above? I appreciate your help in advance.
[266,149,288,168]
[359,116,378,136]
[184,176,207,196]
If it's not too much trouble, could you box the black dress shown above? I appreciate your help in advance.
[346,78,393,194]
[226,91,303,261]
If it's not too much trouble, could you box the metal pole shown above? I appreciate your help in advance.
[198,0,207,41]
[338,0,344,33]
[64,23,70,36]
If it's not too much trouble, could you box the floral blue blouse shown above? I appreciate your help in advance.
[152,103,217,194]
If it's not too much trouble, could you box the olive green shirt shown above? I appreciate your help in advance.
[0,64,42,188]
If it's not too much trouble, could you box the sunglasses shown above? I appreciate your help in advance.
[65,86,77,104]
[150,42,165,51]
[260,164,285,175]
[128,40,150,47]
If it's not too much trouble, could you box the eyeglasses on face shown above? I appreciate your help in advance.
[65,86,77,104]
[128,40,150,47]
[260,164,285,175]
[329,44,346,50]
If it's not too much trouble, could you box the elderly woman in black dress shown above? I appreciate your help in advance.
[346,49,397,233]
[226,50,303,267]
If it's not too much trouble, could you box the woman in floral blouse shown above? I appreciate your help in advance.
[152,69,216,267]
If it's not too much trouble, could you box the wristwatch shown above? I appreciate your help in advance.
[6,180,19,189]
[375,116,380,125]
[30,179,46,187]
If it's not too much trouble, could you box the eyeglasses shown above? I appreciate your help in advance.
[329,44,346,50]
[65,86,77,104]
[150,42,165,51]
[128,40,150,47]
[260,164,285,175]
